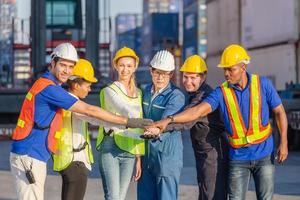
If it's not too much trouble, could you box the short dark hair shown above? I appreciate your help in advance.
[67,78,86,88]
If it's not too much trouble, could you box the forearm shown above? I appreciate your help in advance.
[75,112,125,128]
[274,107,288,143]
[70,101,127,125]
[172,102,211,123]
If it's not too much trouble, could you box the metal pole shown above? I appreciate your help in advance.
[30,0,46,79]
[85,0,99,70]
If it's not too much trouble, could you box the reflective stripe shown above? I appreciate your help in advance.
[26,92,33,101]
[17,119,25,128]
[221,74,272,148]
[152,104,166,109]
[221,83,245,139]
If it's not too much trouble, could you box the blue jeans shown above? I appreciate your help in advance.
[228,155,275,200]
[98,136,135,200]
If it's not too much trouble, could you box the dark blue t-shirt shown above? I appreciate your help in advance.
[203,72,282,161]
[11,71,78,162]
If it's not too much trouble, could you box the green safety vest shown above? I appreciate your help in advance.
[96,83,145,155]
[53,110,94,171]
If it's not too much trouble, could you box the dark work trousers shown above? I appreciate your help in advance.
[190,123,228,200]
[59,161,89,200]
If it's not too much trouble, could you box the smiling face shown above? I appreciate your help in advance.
[114,57,137,82]
[182,72,206,92]
[50,58,76,84]
[223,63,246,85]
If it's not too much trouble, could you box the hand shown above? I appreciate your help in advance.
[146,118,171,133]
[141,127,161,140]
[276,140,288,164]
[133,157,142,181]
[127,118,153,128]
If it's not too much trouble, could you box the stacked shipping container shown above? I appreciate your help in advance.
[205,0,300,90]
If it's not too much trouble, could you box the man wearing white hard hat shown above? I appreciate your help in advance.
[137,50,186,200]
[10,43,152,200]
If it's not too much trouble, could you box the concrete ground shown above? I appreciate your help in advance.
[1,133,300,200]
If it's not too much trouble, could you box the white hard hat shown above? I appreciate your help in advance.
[50,43,78,62]
[150,50,175,71]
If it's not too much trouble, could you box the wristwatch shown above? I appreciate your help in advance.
[167,115,175,123]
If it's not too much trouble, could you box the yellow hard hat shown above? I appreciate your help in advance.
[71,59,98,83]
[218,44,251,68]
[180,55,207,73]
[113,47,139,67]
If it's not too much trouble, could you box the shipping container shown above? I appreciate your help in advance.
[206,55,224,88]
[206,0,239,55]
[141,13,179,65]
[182,0,207,60]
[248,44,296,90]
[241,0,299,49]
[115,14,141,35]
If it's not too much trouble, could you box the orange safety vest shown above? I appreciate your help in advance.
[221,74,272,148]
[12,77,63,153]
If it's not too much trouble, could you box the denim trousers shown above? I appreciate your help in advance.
[228,154,275,200]
[98,136,135,200]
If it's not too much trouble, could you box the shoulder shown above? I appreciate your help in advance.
[168,84,186,100]
[201,83,214,95]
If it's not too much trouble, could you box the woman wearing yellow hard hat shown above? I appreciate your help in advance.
[96,47,145,200]
[53,58,130,200]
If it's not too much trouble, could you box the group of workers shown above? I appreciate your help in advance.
[9,41,288,200]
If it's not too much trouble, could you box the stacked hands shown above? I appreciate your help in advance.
[127,117,171,140]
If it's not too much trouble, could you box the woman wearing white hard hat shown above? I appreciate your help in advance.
[137,50,186,200]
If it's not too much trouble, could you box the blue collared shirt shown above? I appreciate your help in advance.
[11,71,78,162]
[203,72,282,160]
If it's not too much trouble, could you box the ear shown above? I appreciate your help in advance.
[241,64,247,72]
[50,60,56,71]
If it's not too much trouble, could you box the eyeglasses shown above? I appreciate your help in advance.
[151,69,172,78]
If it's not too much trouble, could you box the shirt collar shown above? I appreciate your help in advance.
[68,92,79,100]
[42,71,60,85]
[151,83,170,96]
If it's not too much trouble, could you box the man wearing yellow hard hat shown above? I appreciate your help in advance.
[149,44,288,200]
[178,55,228,200]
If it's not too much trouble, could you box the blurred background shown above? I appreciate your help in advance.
[0,1,300,199]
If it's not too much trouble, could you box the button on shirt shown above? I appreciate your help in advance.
[203,72,282,161]
[11,72,78,162]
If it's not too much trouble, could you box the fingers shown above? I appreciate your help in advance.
[276,148,288,164]
[277,151,288,163]
[134,169,142,181]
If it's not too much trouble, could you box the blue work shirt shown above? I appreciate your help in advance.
[142,83,186,176]
[203,72,282,161]
[11,71,78,162]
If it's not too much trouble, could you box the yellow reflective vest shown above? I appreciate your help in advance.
[221,74,272,148]
[53,110,94,171]
[96,83,145,155]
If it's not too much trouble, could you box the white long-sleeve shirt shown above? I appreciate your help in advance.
[68,93,124,170]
